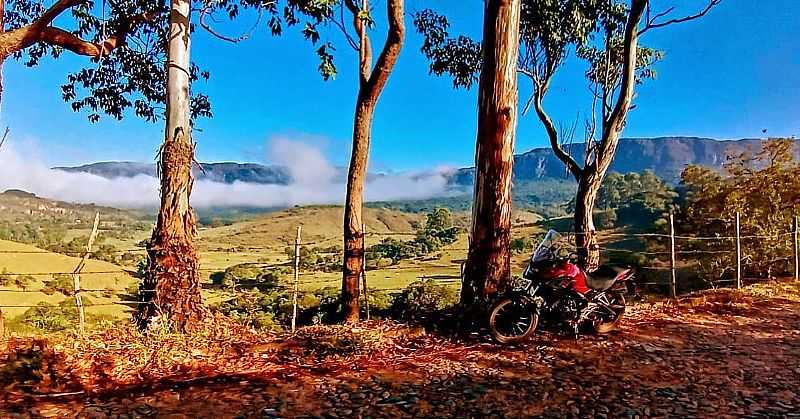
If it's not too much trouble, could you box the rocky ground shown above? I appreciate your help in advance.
[2,283,800,418]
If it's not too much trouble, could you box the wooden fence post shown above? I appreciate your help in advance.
[793,215,799,282]
[291,226,302,334]
[736,212,742,289]
[72,212,100,335]
[0,309,5,338]
[669,211,677,299]
[361,223,370,320]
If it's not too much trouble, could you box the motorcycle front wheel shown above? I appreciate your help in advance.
[489,298,539,344]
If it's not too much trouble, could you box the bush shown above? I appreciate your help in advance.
[0,270,36,289]
[0,269,13,287]
[217,289,287,331]
[42,274,74,296]
[14,274,35,290]
[217,285,349,331]
[17,298,92,333]
[211,263,285,290]
[283,246,342,272]
[390,280,459,321]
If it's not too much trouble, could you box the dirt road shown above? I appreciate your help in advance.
[4,289,800,418]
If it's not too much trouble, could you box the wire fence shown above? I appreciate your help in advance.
[0,212,798,334]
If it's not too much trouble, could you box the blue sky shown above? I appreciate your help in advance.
[2,0,798,170]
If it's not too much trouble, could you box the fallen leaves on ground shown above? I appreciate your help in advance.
[2,282,800,418]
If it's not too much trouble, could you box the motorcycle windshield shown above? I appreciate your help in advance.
[531,230,563,263]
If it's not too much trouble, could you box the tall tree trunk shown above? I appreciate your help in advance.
[341,0,404,323]
[574,174,600,271]
[342,98,374,323]
[136,0,203,332]
[461,0,521,307]
[572,0,646,272]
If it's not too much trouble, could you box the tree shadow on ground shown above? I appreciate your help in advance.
[2,291,799,417]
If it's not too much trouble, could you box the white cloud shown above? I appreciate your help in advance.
[0,137,455,209]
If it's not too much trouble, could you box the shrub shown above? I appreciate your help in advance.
[42,274,74,296]
[14,274,36,290]
[284,246,342,272]
[0,269,13,287]
[211,263,285,290]
[17,298,92,333]
[390,280,459,321]
[217,290,286,331]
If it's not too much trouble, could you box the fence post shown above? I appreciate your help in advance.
[669,211,677,299]
[72,212,100,335]
[0,309,4,338]
[794,215,799,282]
[736,212,742,289]
[291,226,302,334]
[361,223,370,320]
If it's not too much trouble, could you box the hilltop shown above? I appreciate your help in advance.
[199,206,436,250]
[0,189,144,227]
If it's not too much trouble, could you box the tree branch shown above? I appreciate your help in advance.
[531,79,582,180]
[346,0,372,86]
[39,11,157,57]
[36,0,84,28]
[332,2,359,51]
[362,0,404,103]
[597,0,647,171]
[0,0,155,59]
[199,4,266,44]
[639,0,721,35]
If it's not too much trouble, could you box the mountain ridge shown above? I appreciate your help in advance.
[54,137,796,185]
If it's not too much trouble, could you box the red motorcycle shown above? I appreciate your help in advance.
[488,230,635,343]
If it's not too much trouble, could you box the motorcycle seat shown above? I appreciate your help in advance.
[586,265,630,291]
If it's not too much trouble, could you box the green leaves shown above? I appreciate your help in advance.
[317,42,338,81]
[415,1,662,93]
[413,10,481,89]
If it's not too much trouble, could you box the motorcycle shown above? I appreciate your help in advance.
[488,230,635,343]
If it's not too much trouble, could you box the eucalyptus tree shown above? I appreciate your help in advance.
[415,0,720,284]
[134,0,204,331]
[0,0,216,330]
[217,0,406,322]
[459,0,521,306]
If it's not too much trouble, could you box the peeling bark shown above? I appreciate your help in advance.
[461,0,521,307]
[136,0,203,332]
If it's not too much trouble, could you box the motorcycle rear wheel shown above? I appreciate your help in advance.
[489,298,539,344]
[593,292,626,334]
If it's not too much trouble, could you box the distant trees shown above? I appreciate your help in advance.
[366,208,460,265]
[136,0,204,331]
[415,0,720,272]
[594,170,676,228]
[678,139,800,280]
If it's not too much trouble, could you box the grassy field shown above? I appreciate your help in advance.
[0,205,546,334]
[0,240,137,319]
